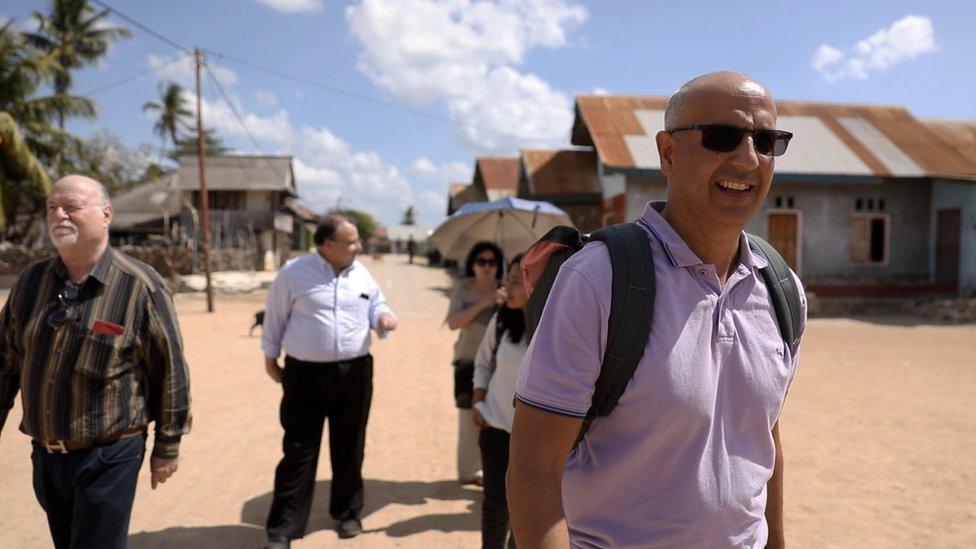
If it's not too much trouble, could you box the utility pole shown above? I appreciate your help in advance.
[195,48,215,312]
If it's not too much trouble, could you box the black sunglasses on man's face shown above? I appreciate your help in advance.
[668,124,793,157]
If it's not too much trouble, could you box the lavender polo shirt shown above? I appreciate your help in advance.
[516,201,806,548]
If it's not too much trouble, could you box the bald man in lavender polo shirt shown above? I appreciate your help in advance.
[508,72,807,549]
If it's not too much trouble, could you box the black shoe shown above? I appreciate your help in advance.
[337,517,362,539]
[264,536,290,549]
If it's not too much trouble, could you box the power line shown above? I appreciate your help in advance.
[206,49,474,130]
[203,60,295,192]
[203,61,270,157]
[90,1,489,136]
[88,0,192,54]
[81,55,188,96]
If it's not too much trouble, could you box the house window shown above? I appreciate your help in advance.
[191,191,246,210]
[849,213,889,266]
[773,195,795,209]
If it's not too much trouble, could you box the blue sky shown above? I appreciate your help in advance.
[3,0,973,227]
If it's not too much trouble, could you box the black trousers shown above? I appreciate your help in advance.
[266,354,373,540]
[479,426,516,549]
[31,435,145,549]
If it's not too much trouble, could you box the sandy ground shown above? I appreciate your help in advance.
[1,254,974,548]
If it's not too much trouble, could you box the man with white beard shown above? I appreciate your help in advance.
[0,175,191,549]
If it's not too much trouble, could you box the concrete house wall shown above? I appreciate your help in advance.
[748,179,931,285]
[932,180,976,295]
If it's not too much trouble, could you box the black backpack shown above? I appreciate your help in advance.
[522,222,803,444]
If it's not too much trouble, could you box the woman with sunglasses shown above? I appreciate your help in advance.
[472,254,527,548]
[446,241,505,486]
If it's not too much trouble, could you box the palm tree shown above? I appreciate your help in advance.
[143,82,193,155]
[169,127,230,161]
[0,111,52,238]
[0,21,91,161]
[26,0,131,130]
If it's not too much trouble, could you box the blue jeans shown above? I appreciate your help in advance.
[31,435,146,549]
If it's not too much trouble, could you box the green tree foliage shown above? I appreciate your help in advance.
[0,21,85,163]
[62,129,158,196]
[26,0,131,131]
[401,205,416,225]
[332,209,377,245]
[0,111,52,237]
[169,128,230,161]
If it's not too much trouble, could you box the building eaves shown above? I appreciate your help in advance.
[474,157,520,192]
[176,154,296,194]
[521,149,599,196]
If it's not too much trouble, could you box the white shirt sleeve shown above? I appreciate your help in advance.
[473,313,499,390]
[261,268,292,359]
[367,271,393,329]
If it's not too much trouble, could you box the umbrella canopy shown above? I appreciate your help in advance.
[429,197,574,262]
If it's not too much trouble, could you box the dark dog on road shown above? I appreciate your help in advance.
[250,310,265,336]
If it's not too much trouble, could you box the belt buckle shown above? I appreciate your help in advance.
[41,440,68,454]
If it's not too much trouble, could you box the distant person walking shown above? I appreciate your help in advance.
[445,241,505,486]
[407,235,417,264]
[472,254,527,549]
[261,214,398,546]
[0,175,191,549]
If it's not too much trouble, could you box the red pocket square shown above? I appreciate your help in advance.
[92,320,124,336]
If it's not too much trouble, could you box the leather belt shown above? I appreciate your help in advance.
[33,426,147,454]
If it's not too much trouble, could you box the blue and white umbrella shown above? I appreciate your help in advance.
[430,197,574,262]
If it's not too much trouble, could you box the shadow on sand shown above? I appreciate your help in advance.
[129,478,480,547]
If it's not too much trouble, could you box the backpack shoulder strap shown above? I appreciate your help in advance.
[747,233,803,356]
[576,222,655,442]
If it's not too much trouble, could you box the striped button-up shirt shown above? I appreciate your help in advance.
[0,248,191,459]
[261,253,393,363]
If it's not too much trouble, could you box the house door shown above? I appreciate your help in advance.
[767,211,800,273]
[935,209,961,288]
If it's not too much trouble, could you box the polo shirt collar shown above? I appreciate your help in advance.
[638,201,768,271]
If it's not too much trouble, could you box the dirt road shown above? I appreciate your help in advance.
[1,255,974,547]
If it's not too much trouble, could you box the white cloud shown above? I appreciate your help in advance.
[254,0,324,14]
[811,15,938,83]
[449,66,573,151]
[255,90,279,109]
[146,54,238,88]
[592,87,610,96]
[410,157,470,183]
[346,0,586,153]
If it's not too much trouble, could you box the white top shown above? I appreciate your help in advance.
[261,253,393,362]
[473,313,529,433]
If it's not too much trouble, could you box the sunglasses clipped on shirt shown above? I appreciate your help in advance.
[47,282,80,329]
[668,124,793,157]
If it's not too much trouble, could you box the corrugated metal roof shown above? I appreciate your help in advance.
[837,116,923,176]
[922,119,976,177]
[520,149,599,196]
[176,155,296,194]
[447,183,488,215]
[775,115,872,175]
[109,174,183,231]
[475,157,520,191]
[573,95,976,181]
[284,198,320,222]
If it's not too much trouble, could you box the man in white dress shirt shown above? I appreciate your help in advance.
[261,214,398,547]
